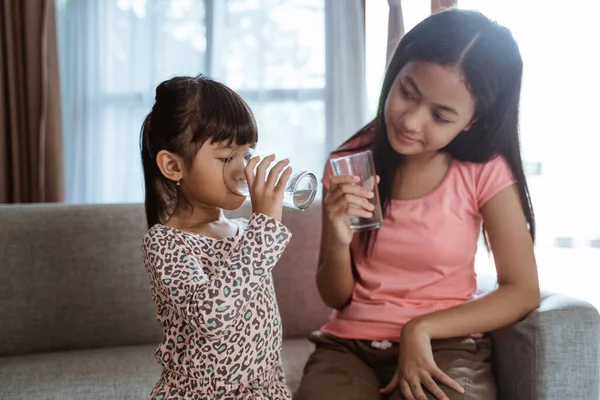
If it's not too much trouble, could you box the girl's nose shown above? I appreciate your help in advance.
[400,107,424,134]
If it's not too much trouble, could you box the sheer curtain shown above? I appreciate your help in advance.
[366,0,600,304]
[55,0,367,203]
[325,0,368,149]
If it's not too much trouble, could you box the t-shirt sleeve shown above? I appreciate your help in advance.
[475,155,517,208]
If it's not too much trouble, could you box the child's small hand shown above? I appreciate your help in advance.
[245,154,292,221]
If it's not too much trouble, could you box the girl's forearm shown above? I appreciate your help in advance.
[406,283,541,339]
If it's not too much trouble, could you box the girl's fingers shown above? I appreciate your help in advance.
[265,159,290,189]
[326,194,375,216]
[423,375,449,400]
[254,154,276,190]
[344,205,373,219]
[326,192,374,213]
[326,205,373,222]
[275,166,293,194]
[379,374,399,394]
[408,378,428,400]
[327,184,374,205]
[400,380,416,400]
[244,156,260,188]
[328,175,360,190]
[431,368,464,395]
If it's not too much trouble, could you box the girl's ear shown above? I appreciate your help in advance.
[464,117,478,132]
[156,150,184,183]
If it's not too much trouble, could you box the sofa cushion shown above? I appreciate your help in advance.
[0,339,314,399]
[0,344,161,400]
[0,204,161,357]
[280,338,315,394]
[491,292,600,400]
[0,202,330,357]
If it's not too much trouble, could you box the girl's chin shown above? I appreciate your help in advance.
[221,195,248,211]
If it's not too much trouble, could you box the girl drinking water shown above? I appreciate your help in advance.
[140,75,293,399]
[296,8,540,400]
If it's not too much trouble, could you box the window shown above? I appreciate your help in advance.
[56,0,365,203]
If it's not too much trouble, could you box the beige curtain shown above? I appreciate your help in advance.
[0,0,64,203]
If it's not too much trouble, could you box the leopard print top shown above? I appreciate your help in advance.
[142,213,292,400]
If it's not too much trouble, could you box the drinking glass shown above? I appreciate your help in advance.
[223,147,317,210]
[330,150,383,231]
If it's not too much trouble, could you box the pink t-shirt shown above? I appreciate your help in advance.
[321,133,516,341]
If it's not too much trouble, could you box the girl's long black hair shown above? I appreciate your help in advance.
[336,9,534,255]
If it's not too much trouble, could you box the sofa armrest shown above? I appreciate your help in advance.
[490,291,600,400]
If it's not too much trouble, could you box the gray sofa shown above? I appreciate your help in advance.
[0,202,599,400]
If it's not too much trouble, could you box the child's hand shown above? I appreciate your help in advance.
[380,322,464,400]
[245,154,292,222]
[323,175,376,246]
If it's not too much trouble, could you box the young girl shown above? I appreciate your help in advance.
[140,75,294,399]
[296,9,540,400]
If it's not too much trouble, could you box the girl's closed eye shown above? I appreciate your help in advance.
[400,84,414,100]
[433,113,450,124]
[218,157,231,163]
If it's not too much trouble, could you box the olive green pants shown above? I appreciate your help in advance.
[295,331,496,400]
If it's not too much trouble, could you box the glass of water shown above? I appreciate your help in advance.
[330,150,383,232]
[223,147,317,210]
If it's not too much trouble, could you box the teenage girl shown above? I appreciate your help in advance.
[296,9,540,400]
